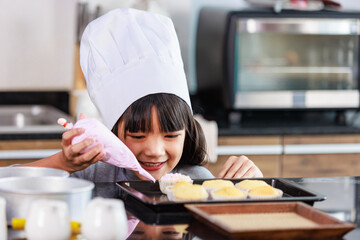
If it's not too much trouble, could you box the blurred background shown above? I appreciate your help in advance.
[3,0,360,180]
[0,0,359,116]
[3,1,360,234]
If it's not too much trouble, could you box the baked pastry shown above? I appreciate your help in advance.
[159,173,193,194]
[248,185,283,200]
[166,181,193,200]
[210,186,247,201]
[202,179,234,193]
[169,184,208,202]
[235,180,268,192]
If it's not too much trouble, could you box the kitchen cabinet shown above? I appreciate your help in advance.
[282,134,360,177]
[0,139,61,166]
[3,134,360,178]
[207,134,360,178]
[206,136,282,177]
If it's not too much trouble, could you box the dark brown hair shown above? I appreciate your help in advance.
[111,93,207,167]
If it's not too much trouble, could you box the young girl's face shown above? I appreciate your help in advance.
[117,106,186,180]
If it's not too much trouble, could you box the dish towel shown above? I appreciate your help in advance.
[194,115,218,163]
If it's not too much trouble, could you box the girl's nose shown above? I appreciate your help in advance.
[144,136,165,157]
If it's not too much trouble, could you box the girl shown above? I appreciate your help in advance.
[21,8,262,181]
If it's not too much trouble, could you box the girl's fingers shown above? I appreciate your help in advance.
[77,143,104,164]
[236,165,255,178]
[217,155,263,179]
[91,150,107,164]
[68,137,96,157]
[217,156,237,178]
[66,143,104,167]
[62,128,85,146]
[239,165,264,178]
[223,158,246,178]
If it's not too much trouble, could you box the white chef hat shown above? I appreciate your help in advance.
[80,8,191,129]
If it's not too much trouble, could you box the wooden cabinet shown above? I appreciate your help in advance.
[3,134,360,178]
[282,134,360,177]
[207,155,281,178]
[282,153,360,177]
[208,134,360,178]
[0,139,61,167]
[206,136,282,177]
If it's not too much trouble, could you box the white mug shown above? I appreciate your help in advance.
[82,197,128,240]
[0,197,7,240]
[25,199,71,240]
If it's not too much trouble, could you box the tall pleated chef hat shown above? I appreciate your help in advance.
[80,8,191,130]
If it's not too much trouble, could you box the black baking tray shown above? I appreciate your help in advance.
[117,178,326,213]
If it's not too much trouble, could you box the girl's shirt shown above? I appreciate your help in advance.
[70,161,214,183]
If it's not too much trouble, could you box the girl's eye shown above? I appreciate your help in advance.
[165,134,180,138]
[162,231,180,235]
[129,135,144,139]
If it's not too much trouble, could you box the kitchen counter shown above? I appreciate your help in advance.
[8,176,360,239]
[0,105,72,140]
[100,177,360,239]
[210,110,360,136]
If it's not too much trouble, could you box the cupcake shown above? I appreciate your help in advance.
[159,173,193,194]
[210,186,247,201]
[202,179,234,193]
[248,185,283,200]
[235,179,268,192]
[169,184,208,202]
[166,181,193,200]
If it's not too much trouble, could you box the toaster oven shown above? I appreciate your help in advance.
[196,8,360,114]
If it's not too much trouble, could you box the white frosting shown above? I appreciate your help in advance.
[159,173,191,181]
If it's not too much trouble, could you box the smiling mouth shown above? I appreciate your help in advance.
[140,161,163,167]
[138,161,166,171]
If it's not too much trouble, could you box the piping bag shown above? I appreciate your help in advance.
[58,118,155,182]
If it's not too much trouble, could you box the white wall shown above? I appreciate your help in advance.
[1,0,359,91]
[0,0,77,91]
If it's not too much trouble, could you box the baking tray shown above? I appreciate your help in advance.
[123,196,194,225]
[117,178,326,213]
[185,202,356,240]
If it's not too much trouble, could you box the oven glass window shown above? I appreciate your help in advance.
[235,22,359,93]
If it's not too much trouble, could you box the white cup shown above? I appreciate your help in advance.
[25,199,71,240]
[0,197,7,240]
[82,197,128,240]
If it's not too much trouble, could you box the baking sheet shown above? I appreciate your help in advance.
[185,202,356,239]
[117,178,326,212]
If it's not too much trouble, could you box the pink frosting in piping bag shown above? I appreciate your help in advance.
[69,118,155,182]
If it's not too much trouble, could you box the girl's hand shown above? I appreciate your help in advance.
[59,114,106,173]
[216,155,263,178]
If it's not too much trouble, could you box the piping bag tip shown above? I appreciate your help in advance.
[57,118,73,130]
[57,118,66,125]
[139,170,156,182]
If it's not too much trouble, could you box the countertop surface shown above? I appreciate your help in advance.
[215,110,360,136]
[7,176,360,239]
[98,176,360,239]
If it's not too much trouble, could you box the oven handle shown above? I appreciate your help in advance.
[237,18,360,35]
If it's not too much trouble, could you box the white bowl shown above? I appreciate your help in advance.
[0,176,94,223]
[0,166,69,178]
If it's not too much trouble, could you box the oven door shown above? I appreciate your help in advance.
[231,17,360,109]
